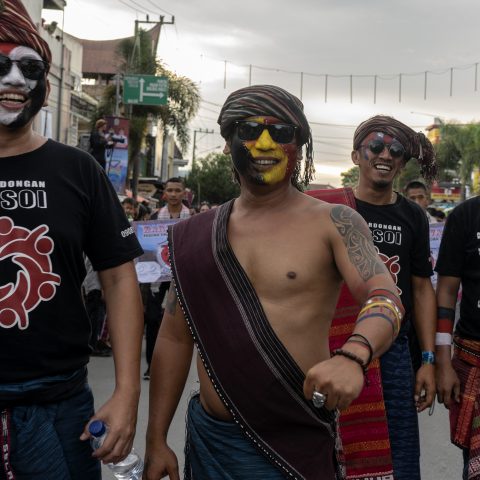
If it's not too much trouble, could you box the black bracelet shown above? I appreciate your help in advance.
[345,333,373,366]
[332,348,369,386]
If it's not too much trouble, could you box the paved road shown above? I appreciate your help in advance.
[89,346,463,479]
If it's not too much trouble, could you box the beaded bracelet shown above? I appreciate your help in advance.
[345,333,373,366]
[332,348,369,385]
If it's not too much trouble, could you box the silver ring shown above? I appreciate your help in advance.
[312,391,327,409]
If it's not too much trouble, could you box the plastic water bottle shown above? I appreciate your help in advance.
[89,420,144,480]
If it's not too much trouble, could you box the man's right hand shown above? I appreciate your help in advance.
[436,360,461,409]
[143,444,180,480]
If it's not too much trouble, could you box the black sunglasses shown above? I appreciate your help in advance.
[361,138,406,158]
[235,121,297,144]
[0,54,49,80]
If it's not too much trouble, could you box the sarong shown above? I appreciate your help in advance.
[450,336,480,480]
[379,322,419,480]
[169,201,343,480]
[307,188,394,480]
[0,382,99,480]
[185,394,285,479]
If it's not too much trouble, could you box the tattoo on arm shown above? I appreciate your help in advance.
[166,284,177,315]
[330,205,386,281]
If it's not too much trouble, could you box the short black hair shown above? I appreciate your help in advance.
[166,177,185,187]
[405,180,428,193]
[122,197,137,206]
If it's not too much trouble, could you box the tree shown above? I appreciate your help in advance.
[394,159,422,192]
[185,153,240,205]
[96,28,200,185]
[340,166,359,187]
[435,122,480,198]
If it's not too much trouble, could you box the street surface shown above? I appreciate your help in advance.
[89,346,463,479]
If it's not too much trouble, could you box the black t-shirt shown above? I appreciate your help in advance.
[356,195,433,316]
[0,140,143,382]
[435,196,480,340]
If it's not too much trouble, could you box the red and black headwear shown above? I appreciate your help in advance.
[0,0,52,70]
[353,115,437,181]
[218,84,315,188]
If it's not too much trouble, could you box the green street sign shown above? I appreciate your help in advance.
[123,75,168,106]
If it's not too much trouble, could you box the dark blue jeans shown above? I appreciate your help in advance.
[8,383,100,480]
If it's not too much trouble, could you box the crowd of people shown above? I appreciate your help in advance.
[1,1,479,480]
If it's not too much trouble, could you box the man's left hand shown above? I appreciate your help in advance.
[80,388,139,464]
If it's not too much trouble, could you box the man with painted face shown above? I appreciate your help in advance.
[349,115,438,480]
[0,1,144,479]
[144,85,404,480]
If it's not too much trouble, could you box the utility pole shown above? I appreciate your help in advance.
[192,128,214,167]
[192,128,214,207]
[130,15,175,200]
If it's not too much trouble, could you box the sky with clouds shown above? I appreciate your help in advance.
[44,0,480,186]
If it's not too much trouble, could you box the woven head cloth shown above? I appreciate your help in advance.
[353,115,437,181]
[0,0,52,69]
[218,84,315,187]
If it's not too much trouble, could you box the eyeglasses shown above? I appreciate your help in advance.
[235,121,297,144]
[0,54,49,80]
[360,138,406,158]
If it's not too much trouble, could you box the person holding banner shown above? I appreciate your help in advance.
[144,85,402,480]
[434,195,480,480]
[0,2,144,477]
[349,115,438,480]
[144,177,190,380]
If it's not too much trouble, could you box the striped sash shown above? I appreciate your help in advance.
[169,201,343,480]
[307,188,394,480]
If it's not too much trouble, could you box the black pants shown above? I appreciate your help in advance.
[144,282,170,367]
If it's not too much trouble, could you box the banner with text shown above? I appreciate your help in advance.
[133,219,179,283]
[429,222,445,288]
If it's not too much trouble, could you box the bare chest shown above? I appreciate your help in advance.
[227,217,333,299]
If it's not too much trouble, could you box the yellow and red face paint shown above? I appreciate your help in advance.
[238,116,298,185]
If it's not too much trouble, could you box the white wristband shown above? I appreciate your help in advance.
[435,333,452,346]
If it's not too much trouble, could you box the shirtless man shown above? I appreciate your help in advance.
[144,85,403,480]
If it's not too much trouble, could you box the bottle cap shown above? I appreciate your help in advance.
[89,420,106,437]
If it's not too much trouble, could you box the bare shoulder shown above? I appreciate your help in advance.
[299,195,368,232]
[299,192,337,218]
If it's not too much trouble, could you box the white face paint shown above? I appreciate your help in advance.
[0,45,41,126]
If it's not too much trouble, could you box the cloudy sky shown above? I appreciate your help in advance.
[44,0,480,186]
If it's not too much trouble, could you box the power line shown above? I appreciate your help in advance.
[201,99,222,108]
[122,0,157,15]
[145,0,174,16]
[118,0,143,14]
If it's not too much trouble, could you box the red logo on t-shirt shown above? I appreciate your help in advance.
[376,247,402,296]
[0,217,61,330]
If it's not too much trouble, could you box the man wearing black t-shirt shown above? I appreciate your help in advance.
[0,2,144,479]
[435,195,480,480]
[350,115,438,480]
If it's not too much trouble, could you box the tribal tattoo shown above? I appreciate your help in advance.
[165,284,177,315]
[330,205,386,281]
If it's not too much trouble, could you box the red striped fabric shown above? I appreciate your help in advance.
[307,188,394,480]
[0,0,51,66]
